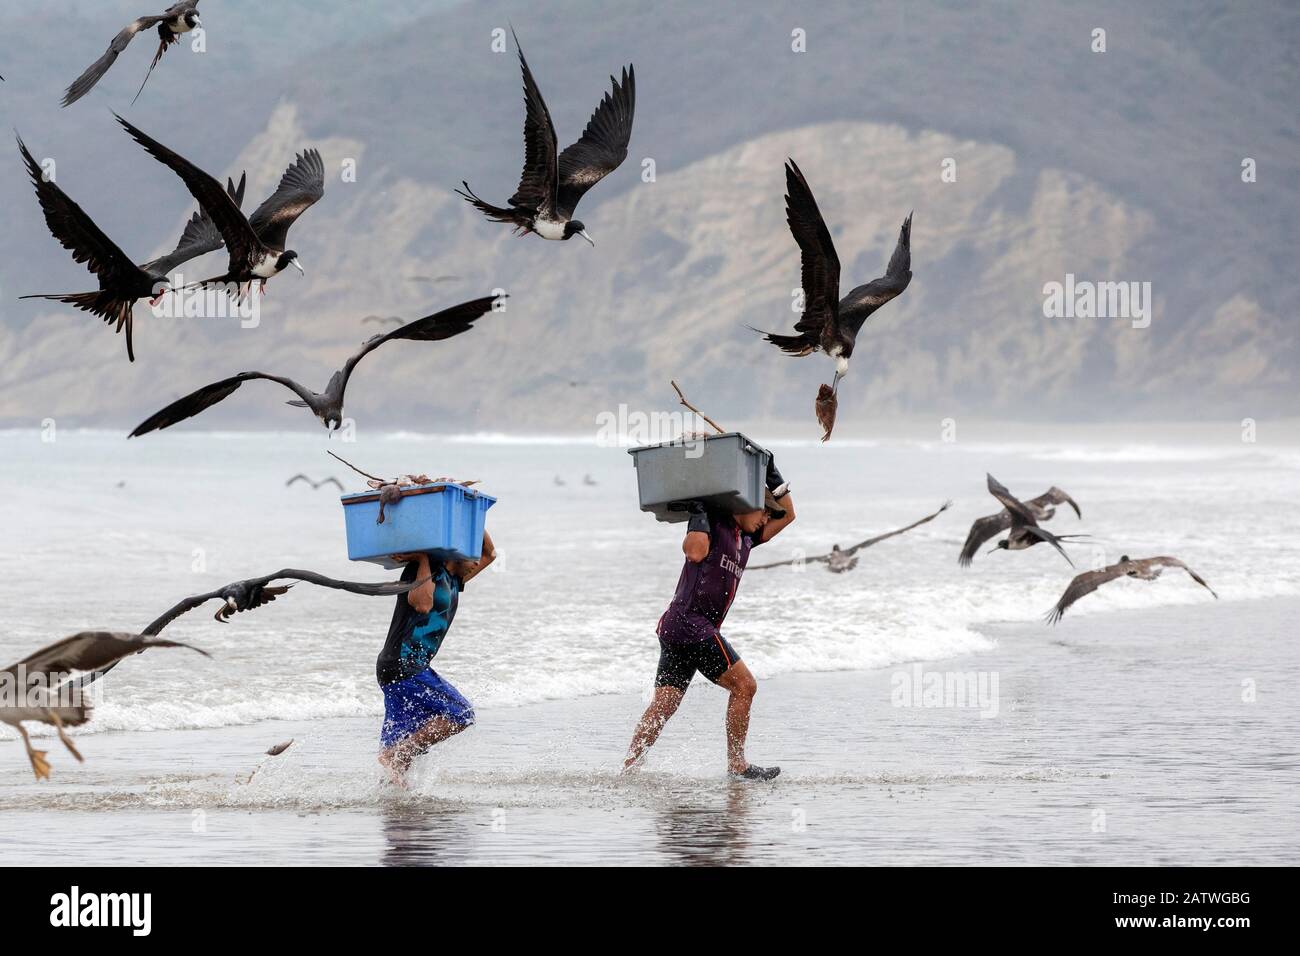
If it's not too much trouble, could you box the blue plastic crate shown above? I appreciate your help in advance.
[341,482,496,568]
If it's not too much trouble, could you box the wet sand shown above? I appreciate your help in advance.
[3,597,1296,865]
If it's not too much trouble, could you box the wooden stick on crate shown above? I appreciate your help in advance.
[670,380,726,436]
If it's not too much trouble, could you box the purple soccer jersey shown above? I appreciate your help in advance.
[658,512,763,643]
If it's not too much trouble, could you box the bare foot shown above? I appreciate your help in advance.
[377,750,409,789]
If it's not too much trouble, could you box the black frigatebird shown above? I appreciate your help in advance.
[752,160,912,440]
[981,474,1088,567]
[71,569,425,693]
[959,486,1081,567]
[456,28,634,246]
[128,296,503,436]
[17,135,241,362]
[115,113,322,299]
[62,1,203,108]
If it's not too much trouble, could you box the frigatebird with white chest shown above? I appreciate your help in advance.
[959,485,1081,567]
[115,114,322,299]
[981,474,1088,567]
[753,160,913,440]
[128,296,503,436]
[17,135,243,363]
[62,1,203,107]
[456,28,634,246]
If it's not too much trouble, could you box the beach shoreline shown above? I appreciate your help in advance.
[3,596,1295,865]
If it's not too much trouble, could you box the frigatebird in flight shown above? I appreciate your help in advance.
[62,1,203,108]
[17,135,242,362]
[749,501,951,572]
[959,486,1082,567]
[2,632,207,779]
[71,569,426,693]
[457,28,634,246]
[752,160,912,441]
[979,474,1087,567]
[128,296,503,436]
[1047,556,1217,624]
[115,114,323,299]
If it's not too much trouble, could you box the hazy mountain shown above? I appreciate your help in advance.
[0,0,1295,431]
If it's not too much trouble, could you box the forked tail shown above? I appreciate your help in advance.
[20,291,136,362]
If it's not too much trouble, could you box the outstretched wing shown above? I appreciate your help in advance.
[128,372,312,437]
[764,159,841,354]
[141,173,247,276]
[263,569,425,598]
[1046,564,1131,624]
[7,631,208,678]
[1146,557,1219,599]
[62,16,168,107]
[837,212,912,337]
[958,511,1011,567]
[747,551,833,570]
[115,113,264,274]
[986,473,1038,527]
[17,135,150,289]
[555,64,635,219]
[842,501,951,557]
[506,30,559,216]
[1027,486,1082,520]
[338,295,502,396]
[248,149,325,250]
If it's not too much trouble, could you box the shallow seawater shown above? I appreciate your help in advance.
[1,431,1298,863]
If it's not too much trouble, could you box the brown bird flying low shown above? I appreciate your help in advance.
[1046,555,1218,624]
[750,501,950,572]
[2,632,208,779]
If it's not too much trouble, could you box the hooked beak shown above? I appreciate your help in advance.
[985,545,1001,556]
[290,259,306,276]
[578,229,595,247]
[193,15,202,28]
[831,369,843,394]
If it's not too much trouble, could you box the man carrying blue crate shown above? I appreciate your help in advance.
[377,530,495,787]
[623,455,795,780]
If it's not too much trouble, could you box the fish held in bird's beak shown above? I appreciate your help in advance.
[815,384,838,442]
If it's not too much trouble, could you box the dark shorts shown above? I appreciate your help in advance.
[655,633,742,690]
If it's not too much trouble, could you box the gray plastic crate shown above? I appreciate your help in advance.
[628,432,770,522]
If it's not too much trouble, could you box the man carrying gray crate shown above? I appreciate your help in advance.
[623,455,795,781]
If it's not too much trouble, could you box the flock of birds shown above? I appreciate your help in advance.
[1,9,1214,780]
[753,473,1217,626]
